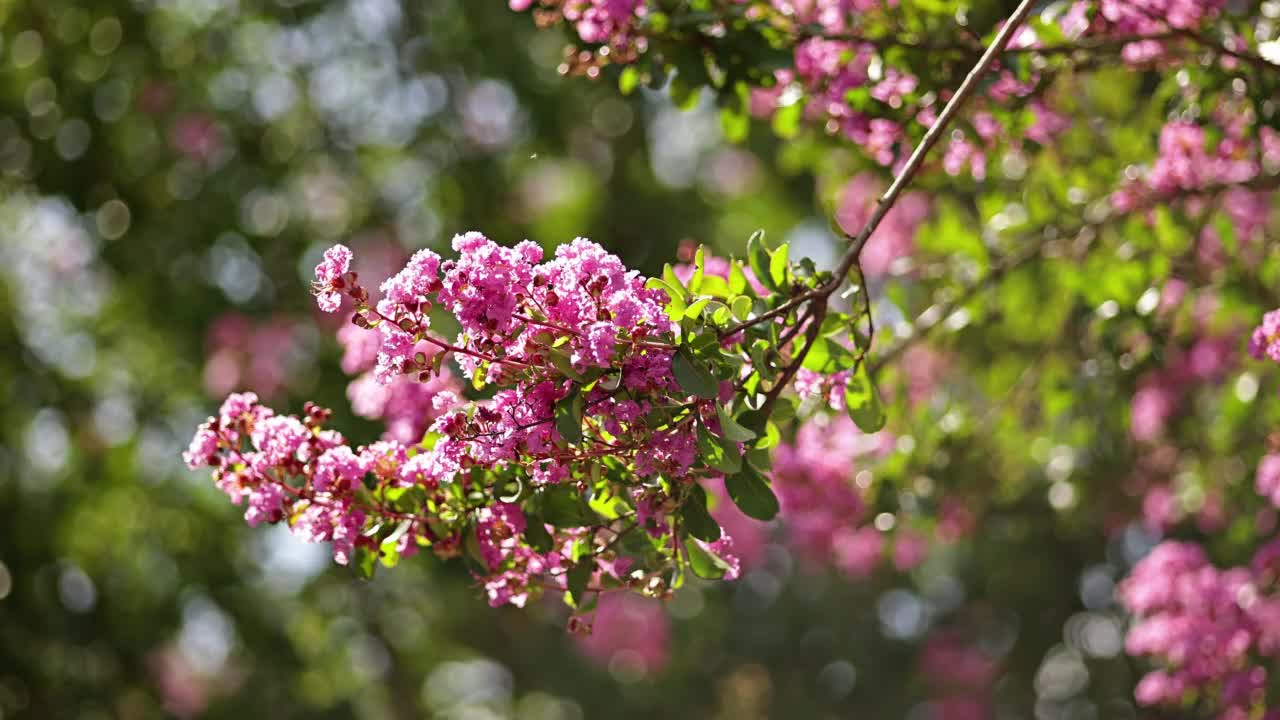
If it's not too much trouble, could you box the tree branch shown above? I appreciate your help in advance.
[723,0,1039,341]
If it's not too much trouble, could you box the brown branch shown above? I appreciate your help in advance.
[722,0,1039,342]
[1122,4,1279,72]
[868,237,1053,374]
[866,167,1280,372]
[761,303,827,417]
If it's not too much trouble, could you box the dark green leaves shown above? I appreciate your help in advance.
[525,520,553,553]
[768,242,789,288]
[539,484,599,527]
[672,350,719,399]
[680,484,722,542]
[800,337,857,374]
[715,404,757,442]
[685,539,731,579]
[566,561,592,606]
[747,230,774,293]
[354,545,378,580]
[697,424,741,474]
[725,464,779,521]
[772,101,802,138]
[555,390,585,444]
[844,364,886,433]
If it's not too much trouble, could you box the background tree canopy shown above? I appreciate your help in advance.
[1,0,1278,718]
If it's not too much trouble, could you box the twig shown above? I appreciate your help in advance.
[869,237,1052,374]
[1123,4,1279,72]
[722,0,1039,342]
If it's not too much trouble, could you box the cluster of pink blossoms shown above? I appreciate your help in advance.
[1114,116,1279,258]
[510,0,1074,178]
[202,313,309,400]
[834,173,929,277]
[770,415,936,577]
[1059,0,1232,65]
[1130,317,1239,445]
[1250,309,1280,365]
[1118,539,1280,719]
[337,321,462,445]
[917,630,1000,720]
[510,0,647,69]
[193,231,882,612]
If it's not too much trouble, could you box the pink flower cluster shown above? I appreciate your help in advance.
[202,313,308,399]
[1249,309,1280,365]
[746,2,1056,178]
[510,0,647,69]
[1114,118,1278,253]
[195,233,852,612]
[834,173,929,276]
[573,592,671,674]
[1075,0,1229,64]
[917,630,999,720]
[1130,330,1238,443]
[184,394,370,564]
[511,0,1067,177]
[338,321,462,444]
[1118,540,1280,719]
[727,409,936,576]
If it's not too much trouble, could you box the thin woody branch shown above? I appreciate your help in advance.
[722,0,1039,342]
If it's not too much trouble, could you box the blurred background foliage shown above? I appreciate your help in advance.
[0,0,1277,718]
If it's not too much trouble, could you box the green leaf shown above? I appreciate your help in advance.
[379,519,413,568]
[354,545,378,580]
[525,520,553,553]
[685,539,726,579]
[619,66,640,95]
[647,277,687,320]
[541,485,598,527]
[844,364,887,433]
[680,484,722,542]
[800,337,856,373]
[697,424,741,474]
[589,488,627,519]
[700,274,730,298]
[725,465,779,521]
[730,295,752,321]
[771,397,796,424]
[728,261,749,295]
[663,263,684,292]
[747,231,776,292]
[555,391,584,445]
[768,242,789,288]
[566,561,592,607]
[720,107,750,143]
[691,245,706,294]
[711,303,731,324]
[548,349,584,381]
[715,404,757,442]
[755,420,781,450]
[772,101,803,139]
[684,297,712,320]
[672,350,719,399]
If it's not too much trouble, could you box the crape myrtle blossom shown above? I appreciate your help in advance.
[1118,446,1280,717]
[1113,118,1278,256]
[511,0,1069,178]
[1250,309,1280,365]
[188,232,871,616]
[1117,538,1280,718]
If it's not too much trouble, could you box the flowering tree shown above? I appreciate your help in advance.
[3,0,1280,716]
[174,0,1280,715]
